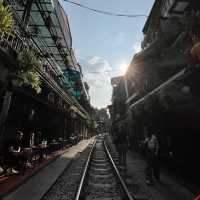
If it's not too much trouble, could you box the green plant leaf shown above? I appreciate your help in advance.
[17,49,42,73]
[21,70,42,93]
[0,2,14,35]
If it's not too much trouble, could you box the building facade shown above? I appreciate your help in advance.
[110,0,200,181]
[0,0,92,146]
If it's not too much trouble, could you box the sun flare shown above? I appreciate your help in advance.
[120,63,128,75]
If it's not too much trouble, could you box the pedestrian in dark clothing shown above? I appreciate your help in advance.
[4,131,24,156]
[116,121,128,168]
[113,124,119,146]
[143,131,160,184]
[3,131,27,174]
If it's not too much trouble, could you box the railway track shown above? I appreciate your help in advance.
[42,135,134,200]
[75,135,134,200]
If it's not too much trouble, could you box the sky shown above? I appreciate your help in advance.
[60,0,155,108]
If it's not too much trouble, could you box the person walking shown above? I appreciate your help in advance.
[143,131,160,185]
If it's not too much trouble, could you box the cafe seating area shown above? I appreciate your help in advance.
[0,138,74,196]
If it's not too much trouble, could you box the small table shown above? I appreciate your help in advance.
[32,145,49,161]
[49,142,61,153]
[63,140,70,148]
[70,136,78,145]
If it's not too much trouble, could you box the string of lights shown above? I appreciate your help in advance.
[63,0,148,18]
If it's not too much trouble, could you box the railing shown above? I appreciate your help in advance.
[0,30,88,118]
[34,0,69,64]
[129,68,186,109]
[4,0,63,76]
[0,31,60,85]
[1,0,90,119]
[0,31,24,54]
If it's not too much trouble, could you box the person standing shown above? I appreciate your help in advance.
[116,121,128,168]
[143,131,160,184]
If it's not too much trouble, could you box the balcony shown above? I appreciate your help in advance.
[6,0,73,70]
[160,0,190,17]
[0,29,89,119]
[169,0,189,14]
[0,0,90,119]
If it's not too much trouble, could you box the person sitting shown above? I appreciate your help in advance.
[3,131,27,174]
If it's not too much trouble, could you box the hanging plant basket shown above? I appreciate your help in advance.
[21,70,42,94]
[17,49,42,73]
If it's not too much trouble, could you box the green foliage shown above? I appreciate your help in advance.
[14,49,42,93]
[7,70,41,94]
[0,1,14,35]
[1,48,42,93]
[21,70,42,94]
[9,73,24,87]
[17,49,42,73]
[0,3,42,94]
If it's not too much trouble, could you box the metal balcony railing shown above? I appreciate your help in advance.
[1,0,90,119]
[0,30,88,118]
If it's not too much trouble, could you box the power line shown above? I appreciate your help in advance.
[63,0,148,18]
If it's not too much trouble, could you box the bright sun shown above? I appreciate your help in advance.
[120,63,128,75]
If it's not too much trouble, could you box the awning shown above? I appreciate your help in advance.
[14,0,72,70]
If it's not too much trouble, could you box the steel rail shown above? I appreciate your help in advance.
[104,141,135,200]
[75,139,96,200]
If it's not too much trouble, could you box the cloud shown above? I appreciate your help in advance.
[85,56,111,72]
[79,56,113,108]
[87,56,99,65]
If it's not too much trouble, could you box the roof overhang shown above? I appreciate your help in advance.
[169,0,189,14]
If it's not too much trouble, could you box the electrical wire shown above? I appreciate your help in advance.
[63,0,148,18]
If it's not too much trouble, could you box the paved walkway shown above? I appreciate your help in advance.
[2,138,94,200]
[124,150,196,200]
